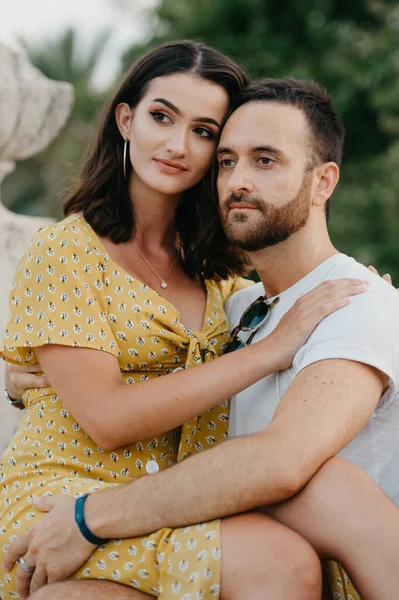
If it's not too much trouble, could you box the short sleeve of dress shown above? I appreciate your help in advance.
[1,218,119,365]
[217,275,255,305]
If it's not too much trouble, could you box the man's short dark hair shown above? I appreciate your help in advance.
[233,78,345,219]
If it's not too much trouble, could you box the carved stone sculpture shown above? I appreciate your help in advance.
[0,42,74,454]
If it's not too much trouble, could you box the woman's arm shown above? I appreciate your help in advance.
[6,267,391,407]
[32,278,367,449]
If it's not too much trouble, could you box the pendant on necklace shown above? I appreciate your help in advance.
[161,281,168,289]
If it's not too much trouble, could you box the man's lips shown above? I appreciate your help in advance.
[229,203,258,210]
[153,158,188,172]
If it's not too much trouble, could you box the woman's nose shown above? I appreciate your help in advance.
[165,128,188,157]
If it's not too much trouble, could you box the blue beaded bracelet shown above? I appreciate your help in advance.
[75,493,108,546]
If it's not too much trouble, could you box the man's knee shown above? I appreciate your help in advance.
[305,457,372,508]
[316,456,365,483]
[221,513,321,598]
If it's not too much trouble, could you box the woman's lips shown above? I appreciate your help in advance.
[153,158,188,174]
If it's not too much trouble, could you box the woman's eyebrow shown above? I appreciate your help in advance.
[192,117,221,128]
[153,98,182,115]
[152,98,220,128]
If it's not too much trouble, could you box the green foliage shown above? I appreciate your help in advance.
[124,0,399,278]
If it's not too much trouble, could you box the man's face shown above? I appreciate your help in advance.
[217,101,315,251]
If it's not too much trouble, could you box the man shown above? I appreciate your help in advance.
[5,79,399,600]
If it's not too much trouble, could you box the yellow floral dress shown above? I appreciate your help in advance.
[324,562,360,599]
[0,213,252,599]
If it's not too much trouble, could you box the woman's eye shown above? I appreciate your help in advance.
[150,111,172,124]
[193,127,214,139]
[258,157,274,166]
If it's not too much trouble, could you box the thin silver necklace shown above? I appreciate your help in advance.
[133,242,179,289]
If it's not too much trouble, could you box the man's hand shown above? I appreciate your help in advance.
[5,363,50,407]
[3,496,96,599]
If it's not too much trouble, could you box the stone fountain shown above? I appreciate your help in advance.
[0,41,74,454]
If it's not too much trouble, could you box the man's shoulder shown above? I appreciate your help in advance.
[328,255,399,309]
[293,256,399,388]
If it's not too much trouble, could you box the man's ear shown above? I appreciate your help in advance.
[312,162,340,208]
[115,103,132,140]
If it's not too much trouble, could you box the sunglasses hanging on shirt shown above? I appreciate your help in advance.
[223,295,280,355]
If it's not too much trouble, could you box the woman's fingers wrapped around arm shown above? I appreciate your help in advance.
[5,362,50,404]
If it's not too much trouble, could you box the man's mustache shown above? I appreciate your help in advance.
[223,193,264,211]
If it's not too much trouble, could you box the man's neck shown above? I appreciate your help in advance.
[248,221,339,298]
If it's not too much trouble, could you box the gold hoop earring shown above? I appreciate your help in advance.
[123,139,129,180]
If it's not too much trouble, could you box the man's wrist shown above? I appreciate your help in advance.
[83,476,163,540]
[83,489,113,540]
[83,483,141,540]
[4,388,24,409]
[75,494,108,545]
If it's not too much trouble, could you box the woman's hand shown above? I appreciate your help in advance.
[269,278,368,371]
[368,265,398,290]
[3,496,96,599]
[5,363,50,406]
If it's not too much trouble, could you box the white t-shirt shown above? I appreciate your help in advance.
[226,254,399,504]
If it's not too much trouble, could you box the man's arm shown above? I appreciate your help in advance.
[86,358,386,539]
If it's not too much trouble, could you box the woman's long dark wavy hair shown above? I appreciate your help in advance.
[63,40,250,280]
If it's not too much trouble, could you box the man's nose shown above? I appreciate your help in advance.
[165,127,188,157]
[227,164,254,194]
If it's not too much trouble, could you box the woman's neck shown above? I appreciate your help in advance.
[129,174,180,252]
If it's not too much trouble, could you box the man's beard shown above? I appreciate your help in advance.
[219,173,312,252]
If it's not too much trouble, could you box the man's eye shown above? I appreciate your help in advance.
[150,111,172,124]
[258,157,274,166]
[220,159,235,168]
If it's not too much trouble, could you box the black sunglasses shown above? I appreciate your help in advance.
[223,295,280,354]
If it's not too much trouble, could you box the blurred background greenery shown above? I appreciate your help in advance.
[3,0,399,278]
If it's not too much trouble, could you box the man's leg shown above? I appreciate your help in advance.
[30,513,321,600]
[263,457,399,600]
[220,512,322,600]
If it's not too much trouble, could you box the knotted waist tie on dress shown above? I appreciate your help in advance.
[177,330,224,462]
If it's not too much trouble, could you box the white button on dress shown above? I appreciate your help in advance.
[145,460,159,475]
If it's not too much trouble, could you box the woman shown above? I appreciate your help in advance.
[0,40,386,600]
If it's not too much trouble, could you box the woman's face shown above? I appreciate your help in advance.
[116,73,230,197]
